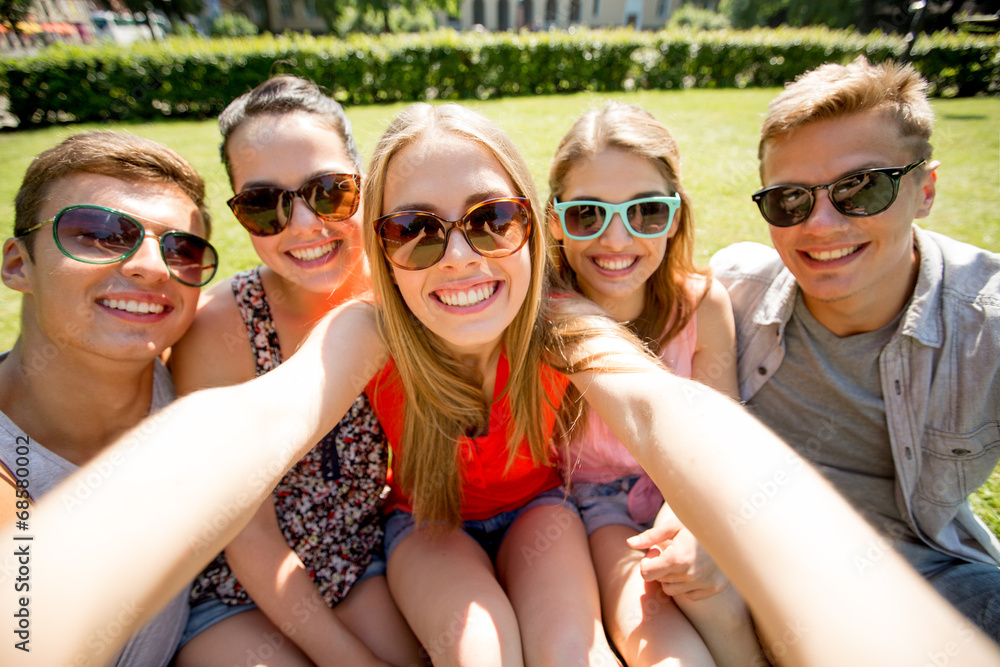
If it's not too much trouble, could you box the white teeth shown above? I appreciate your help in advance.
[438,284,497,307]
[594,256,636,271]
[807,246,860,261]
[101,299,165,314]
[289,240,339,261]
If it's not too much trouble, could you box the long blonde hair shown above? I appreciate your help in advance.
[547,102,708,352]
[363,103,560,527]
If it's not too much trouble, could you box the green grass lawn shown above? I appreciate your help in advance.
[1,88,998,533]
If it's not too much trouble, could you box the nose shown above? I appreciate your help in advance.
[120,236,171,284]
[285,194,325,236]
[799,187,851,234]
[599,212,633,250]
[437,227,481,269]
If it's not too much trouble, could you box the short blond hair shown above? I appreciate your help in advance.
[759,57,935,168]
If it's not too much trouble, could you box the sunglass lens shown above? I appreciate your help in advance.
[162,234,218,287]
[305,174,360,220]
[563,204,605,238]
[229,188,285,236]
[466,201,529,255]
[627,201,674,235]
[831,171,894,216]
[380,215,447,269]
[762,187,814,227]
[57,207,142,262]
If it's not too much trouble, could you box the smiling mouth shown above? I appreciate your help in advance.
[805,245,862,261]
[593,256,638,271]
[289,239,341,261]
[435,282,498,307]
[101,298,165,314]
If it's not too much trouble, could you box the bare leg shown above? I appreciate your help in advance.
[174,608,312,667]
[589,524,715,666]
[388,526,522,667]
[497,503,622,666]
[673,589,765,667]
[334,574,427,666]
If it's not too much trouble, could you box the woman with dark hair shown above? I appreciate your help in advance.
[170,75,422,667]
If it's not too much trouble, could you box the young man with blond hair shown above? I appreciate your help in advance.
[713,57,1000,640]
[0,131,217,665]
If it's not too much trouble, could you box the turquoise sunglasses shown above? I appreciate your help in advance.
[553,195,680,240]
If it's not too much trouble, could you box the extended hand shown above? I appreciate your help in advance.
[626,517,729,601]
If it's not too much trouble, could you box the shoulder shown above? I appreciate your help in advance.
[0,464,25,526]
[168,276,255,394]
[709,242,786,288]
[694,278,735,330]
[918,228,1000,306]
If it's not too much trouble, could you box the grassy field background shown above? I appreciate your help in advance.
[1,88,998,531]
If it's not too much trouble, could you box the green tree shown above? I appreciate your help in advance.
[717,0,946,33]
[0,0,32,32]
[351,0,457,33]
[211,10,258,36]
[315,0,351,34]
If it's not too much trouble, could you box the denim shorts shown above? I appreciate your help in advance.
[177,554,387,648]
[571,475,649,536]
[384,487,575,563]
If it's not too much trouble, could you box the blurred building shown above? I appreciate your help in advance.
[219,0,325,34]
[1,0,93,51]
[458,0,684,31]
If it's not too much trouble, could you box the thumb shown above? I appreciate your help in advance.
[627,519,682,551]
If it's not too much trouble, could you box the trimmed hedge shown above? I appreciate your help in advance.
[2,27,997,127]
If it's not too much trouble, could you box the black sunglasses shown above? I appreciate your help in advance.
[752,160,926,227]
[227,172,361,236]
[375,197,532,271]
[17,205,218,287]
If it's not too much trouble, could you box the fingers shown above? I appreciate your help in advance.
[626,520,681,551]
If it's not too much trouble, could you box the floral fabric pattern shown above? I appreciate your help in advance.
[188,267,388,607]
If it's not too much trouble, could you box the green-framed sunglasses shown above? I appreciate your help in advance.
[17,204,218,287]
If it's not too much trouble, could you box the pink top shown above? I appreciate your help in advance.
[563,312,697,485]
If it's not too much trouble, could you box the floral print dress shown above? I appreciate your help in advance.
[188,267,388,607]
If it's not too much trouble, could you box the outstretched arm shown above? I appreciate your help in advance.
[0,300,387,667]
[564,323,999,665]
[628,276,740,600]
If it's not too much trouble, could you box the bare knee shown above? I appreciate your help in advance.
[420,604,515,667]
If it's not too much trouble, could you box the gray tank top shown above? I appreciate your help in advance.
[748,292,917,543]
[0,359,189,667]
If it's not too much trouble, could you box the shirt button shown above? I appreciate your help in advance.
[757,366,767,375]
[904,447,913,460]
[952,449,971,456]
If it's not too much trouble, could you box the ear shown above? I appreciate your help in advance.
[914,160,938,219]
[1,237,34,295]
[548,203,564,242]
[665,200,683,240]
